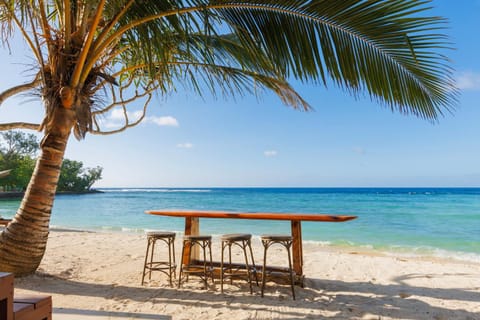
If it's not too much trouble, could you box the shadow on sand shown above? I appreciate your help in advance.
[14,271,480,320]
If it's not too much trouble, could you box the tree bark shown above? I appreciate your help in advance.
[0,107,75,276]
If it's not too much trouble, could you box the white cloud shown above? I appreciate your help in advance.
[109,109,125,120]
[106,109,144,122]
[101,109,145,128]
[146,116,179,127]
[177,142,193,149]
[264,150,278,157]
[102,120,120,129]
[101,109,179,129]
[456,71,480,90]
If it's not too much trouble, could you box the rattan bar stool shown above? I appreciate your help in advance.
[178,235,214,289]
[141,231,176,286]
[260,234,296,300]
[220,233,258,294]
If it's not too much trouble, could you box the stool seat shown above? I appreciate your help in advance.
[147,231,175,238]
[261,234,292,242]
[221,233,252,241]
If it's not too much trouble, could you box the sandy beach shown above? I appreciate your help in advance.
[11,229,480,320]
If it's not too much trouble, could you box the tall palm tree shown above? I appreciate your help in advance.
[0,0,456,275]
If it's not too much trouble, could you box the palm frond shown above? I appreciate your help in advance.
[175,62,310,109]
[209,0,456,118]
[113,27,308,107]
[105,0,456,120]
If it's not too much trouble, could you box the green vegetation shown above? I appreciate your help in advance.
[0,131,102,192]
[0,131,38,191]
[58,159,102,193]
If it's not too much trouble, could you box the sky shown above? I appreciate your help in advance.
[1,0,480,188]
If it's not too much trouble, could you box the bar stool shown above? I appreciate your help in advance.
[220,233,258,294]
[260,234,296,300]
[141,231,177,286]
[178,235,214,289]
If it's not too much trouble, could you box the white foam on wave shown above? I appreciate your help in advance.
[303,240,332,246]
[386,246,480,263]
[299,239,480,263]
[359,243,480,263]
[51,223,480,263]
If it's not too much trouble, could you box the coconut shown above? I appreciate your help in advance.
[60,86,74,109]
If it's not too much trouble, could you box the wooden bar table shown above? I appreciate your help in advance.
[146,210,357,285]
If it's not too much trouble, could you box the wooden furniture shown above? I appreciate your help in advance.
[145,210,357,285]
[13,295,52,320]
[220,233,257,294]
[141,231,177,287]
[0,273,52,320]
[0,272,14,320]
[178,235,214,289]
[0,218,11,226]
[260,235,295,299]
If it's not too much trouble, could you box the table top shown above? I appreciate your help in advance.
[146,210,357,222]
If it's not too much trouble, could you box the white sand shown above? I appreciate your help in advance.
[12,229,480,320]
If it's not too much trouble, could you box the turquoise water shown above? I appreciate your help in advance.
[1,188,479,261]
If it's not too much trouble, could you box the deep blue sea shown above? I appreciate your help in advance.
[1,187,479,261]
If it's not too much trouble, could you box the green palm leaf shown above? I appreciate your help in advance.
[104,0,456,119]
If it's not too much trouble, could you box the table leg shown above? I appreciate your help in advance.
[183,217,200,265]
[291,220,304,286]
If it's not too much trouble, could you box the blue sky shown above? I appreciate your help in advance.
[1,0,480,188]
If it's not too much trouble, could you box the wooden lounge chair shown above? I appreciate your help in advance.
[0,272,52,320]
[0,218,12,226]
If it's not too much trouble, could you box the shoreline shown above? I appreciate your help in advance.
[11,228,480,319]
[3,222,478,264]
[46,225,480,264]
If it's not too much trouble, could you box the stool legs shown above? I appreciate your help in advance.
[142,238,151,285]
[178,236,214,289]
[220,237,257,294]
[248,241,259,286]
[261,237,296,300]
[141,232,176,287]
[178,240,188,288]
[286,241,295,299]
[202,238,214,288]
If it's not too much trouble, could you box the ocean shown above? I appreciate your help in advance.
[1,187,479,262]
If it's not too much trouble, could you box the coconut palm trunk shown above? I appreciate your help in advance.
[0,107,75,275]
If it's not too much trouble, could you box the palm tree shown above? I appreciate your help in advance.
[0,0,456,275]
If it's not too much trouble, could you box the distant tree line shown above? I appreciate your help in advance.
[0,131,102,193]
